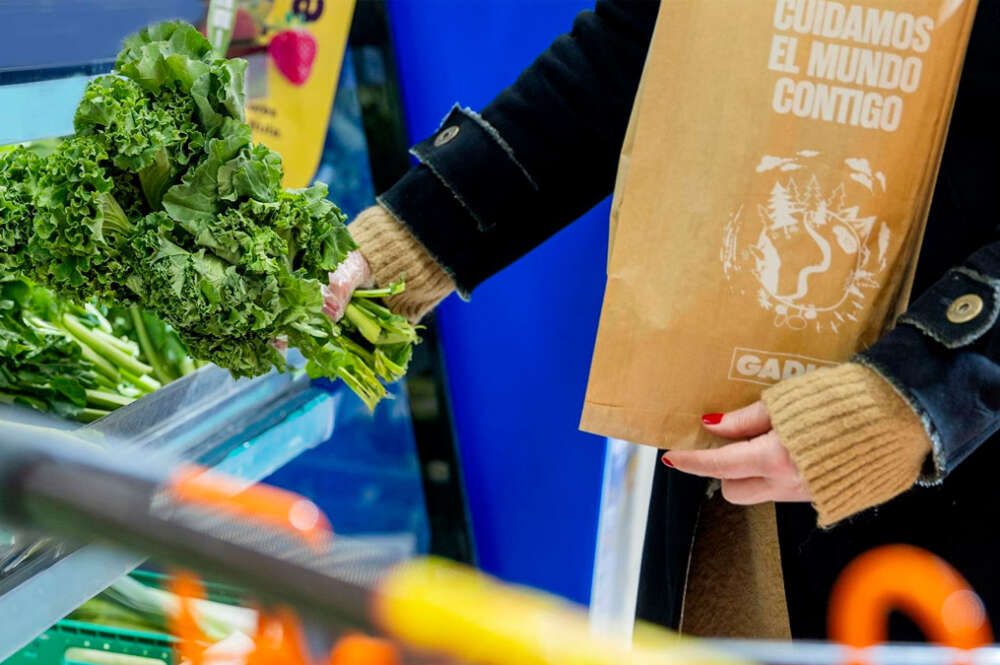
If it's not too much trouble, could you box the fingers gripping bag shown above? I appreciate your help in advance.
[581,0,978,449]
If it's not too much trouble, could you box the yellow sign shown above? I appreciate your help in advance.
[236,0,356,188]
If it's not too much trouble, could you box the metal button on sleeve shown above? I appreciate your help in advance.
[946,294,984,324]
[433,125,460,147]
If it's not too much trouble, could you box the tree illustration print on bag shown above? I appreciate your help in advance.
[721,151,892,333]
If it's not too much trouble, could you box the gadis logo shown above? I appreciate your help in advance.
[728,347,836,386]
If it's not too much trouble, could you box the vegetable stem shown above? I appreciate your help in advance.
[93,373,118,391]
[336,335,374,364]
[76,407,112,423]
[129,306,174,383]
[75,337,121,382]
[121,369,161,394]
[85,389,135,410]
[352,297,392,319]
[91,327,140,356]
[352,281,405,299]
[335,366,385,410]
[344,303,381,345]
[352,298,418,344]
[84,303,115,334]
[63,314,153,377]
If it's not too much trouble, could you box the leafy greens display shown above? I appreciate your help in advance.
[0,22,417,409]
[0,278,194,422]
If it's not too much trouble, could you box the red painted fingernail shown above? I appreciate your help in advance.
[661,455,674,468]
[701,413,724,425]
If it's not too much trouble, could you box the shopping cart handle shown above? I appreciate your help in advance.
[828,545,992,662]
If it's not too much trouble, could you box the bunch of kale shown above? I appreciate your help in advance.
[0,22,417,409]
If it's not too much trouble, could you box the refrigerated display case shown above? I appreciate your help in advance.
[0,1,468,659]
[0,354,331,657]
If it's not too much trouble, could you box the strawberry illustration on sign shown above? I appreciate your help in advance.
[269,28,317,85]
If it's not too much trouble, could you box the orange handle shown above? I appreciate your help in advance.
[327,635,400,665]
[169,465,332,549]
[245,609,312,665]
[829,545,992,664]
[168,572,213,665]
[169,571,401,665]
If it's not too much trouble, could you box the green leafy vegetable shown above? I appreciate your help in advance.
[0,278,190,422]
[0,148,41,277]
[28,137,137,304]
[105,305,198,383]
[74,75,206,210]
[0,20,419,408]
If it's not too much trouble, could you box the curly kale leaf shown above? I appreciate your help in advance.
[0,147,43,276]
[130,212,282,337]
[75,75,205,210]
[128,206,336,377]
[160,118,255,226]
[29,137,136,303]
[218,143,283,203]
[115,21,213,92]
[233,185,355,277]
[115,21,246,132]
[280,184,355,276]
[129,214,285,378]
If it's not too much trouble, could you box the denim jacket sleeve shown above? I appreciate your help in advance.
[858,244,1000,483]
[845,3,1000,484]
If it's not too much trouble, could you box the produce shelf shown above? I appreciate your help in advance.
[0,354,335,661]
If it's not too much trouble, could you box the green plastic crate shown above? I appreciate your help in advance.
[4,570,251,665]
[6,620,174,665]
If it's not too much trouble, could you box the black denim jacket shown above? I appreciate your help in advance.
[380,1,1000,481]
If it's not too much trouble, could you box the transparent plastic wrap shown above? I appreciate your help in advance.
[87,351,306,450]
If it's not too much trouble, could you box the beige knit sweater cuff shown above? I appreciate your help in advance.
[762,363,931,527]
[349,205,456,322]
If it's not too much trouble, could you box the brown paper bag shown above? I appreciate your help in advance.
[581,0,978,449]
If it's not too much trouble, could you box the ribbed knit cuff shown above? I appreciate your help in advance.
[762,363,931,527]
[349,206,456,322]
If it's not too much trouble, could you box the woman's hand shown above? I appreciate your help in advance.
[322,249,374,321]
[662,401,812,505]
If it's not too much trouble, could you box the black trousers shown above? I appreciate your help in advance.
[634,455,706,630]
